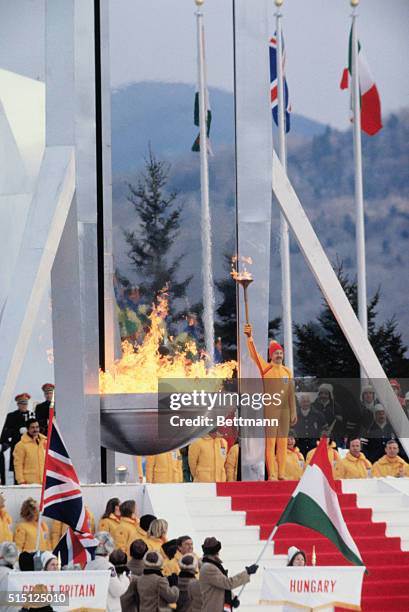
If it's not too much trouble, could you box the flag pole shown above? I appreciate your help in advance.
[35,393,55,559]
[237,525,279,597]
[195,0,215,364]
[275,0,293,372]
[351,0,368,378]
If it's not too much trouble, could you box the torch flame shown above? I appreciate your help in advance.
[99,292,236,394]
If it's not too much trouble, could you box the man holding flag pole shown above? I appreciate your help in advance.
[341,0,382,378]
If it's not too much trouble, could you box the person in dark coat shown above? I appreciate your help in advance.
[35,383,55,436]
[364,405,397,463]
[311,384,344,438]
[295,394,326,457]
[0,393,34,480]
[134,551,179,612]
[176,554,198,612]
[199,537,258,612]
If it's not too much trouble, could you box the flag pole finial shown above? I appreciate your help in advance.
[275,0,284,6]
[195,0,204,6]
[350,0,359,6]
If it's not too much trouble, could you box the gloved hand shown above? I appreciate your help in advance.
[19,427,27,435]
[245,564,258,575]
[232,595,240,608]
[167,573,178,588]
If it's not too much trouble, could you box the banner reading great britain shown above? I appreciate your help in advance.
[6,570,110,611]
[260,566,365,610]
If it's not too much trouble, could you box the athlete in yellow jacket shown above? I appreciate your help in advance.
[244,324,296,479]
[284,435,305,480]
[14,498,50,552]
[146,450,183,483]
[372,440,409,477]
[13,420,47,484]
[188,434,228,482]
[0,494,13,543]
[335,439,371,479]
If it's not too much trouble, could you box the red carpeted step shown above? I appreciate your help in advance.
[246,507,373,523]
[217,481,409,611]
[257,520,386,538]
[228,492,359,510]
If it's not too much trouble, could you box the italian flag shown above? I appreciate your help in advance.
[276,438,365,567]
[340,26,382,136]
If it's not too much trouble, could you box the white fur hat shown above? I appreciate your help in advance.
[41,551,57,570]
[0,541,18,565]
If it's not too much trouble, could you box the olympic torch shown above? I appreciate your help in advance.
[231,256,253,325]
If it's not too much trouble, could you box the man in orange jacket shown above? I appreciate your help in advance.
[244,324,296,480]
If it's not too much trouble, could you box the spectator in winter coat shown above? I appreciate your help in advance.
[98,497,121,535]
[13,419,46,484]
[372,440,409,477]
[135,550,179,612]
[119,540,148,612]
[364,405,396,463]
[188,434,228,483]
[85,532,128,612]
[127,539,148,576]
[146,450,183,483]
[14,498,50,552]
[0,542,19,612]
[0,493,13,543]
[199,537,258,612]
[176,554,199,612]
[335,439,372,479]
[109,549,130,612]
[295,394,326,457]
[113,500,140,556]
[311,384,343,437]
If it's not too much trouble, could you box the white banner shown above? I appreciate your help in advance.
[7,570,110,611]
[260,566,365,610]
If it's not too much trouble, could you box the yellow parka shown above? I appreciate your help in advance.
[113,517,141,556]
[372,455,409,478]
[51,507,95,549]
[13,433,47,484]
[146,451,183,484]
[226,444,239,482]
[145,534,167,552]
[14,520,50,552]
[306,442,340,478]
[335,452,371,479]
[98,513,121,536]
[0,509,13,543]
[284,447,305,480]
[188,436,228,483]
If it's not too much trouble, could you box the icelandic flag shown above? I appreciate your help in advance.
[269,34,291,133]
[53,527,98,569]
[40,408,89,533]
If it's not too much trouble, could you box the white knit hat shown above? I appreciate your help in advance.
[374,403,385,413]
[318,383,333,397]
[0,542,18,565]
[41,551,57,570]
[287,546,300,563]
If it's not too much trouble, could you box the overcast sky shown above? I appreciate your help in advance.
[109,0,409,129]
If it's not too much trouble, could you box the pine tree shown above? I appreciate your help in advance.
[294,264,409,377]
[122,149,192,319]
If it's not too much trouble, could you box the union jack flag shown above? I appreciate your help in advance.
[53,527,98,569]
[269,33,291,133]
[40,408,89,533]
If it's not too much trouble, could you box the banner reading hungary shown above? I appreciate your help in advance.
[276,437,365,567]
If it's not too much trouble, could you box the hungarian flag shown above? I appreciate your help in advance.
[340,27,382,136]
[53,527,98,569]
[276,438,364,567]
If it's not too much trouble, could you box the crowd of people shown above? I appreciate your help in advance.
[0,494,260,612]
[1,379,409,486]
